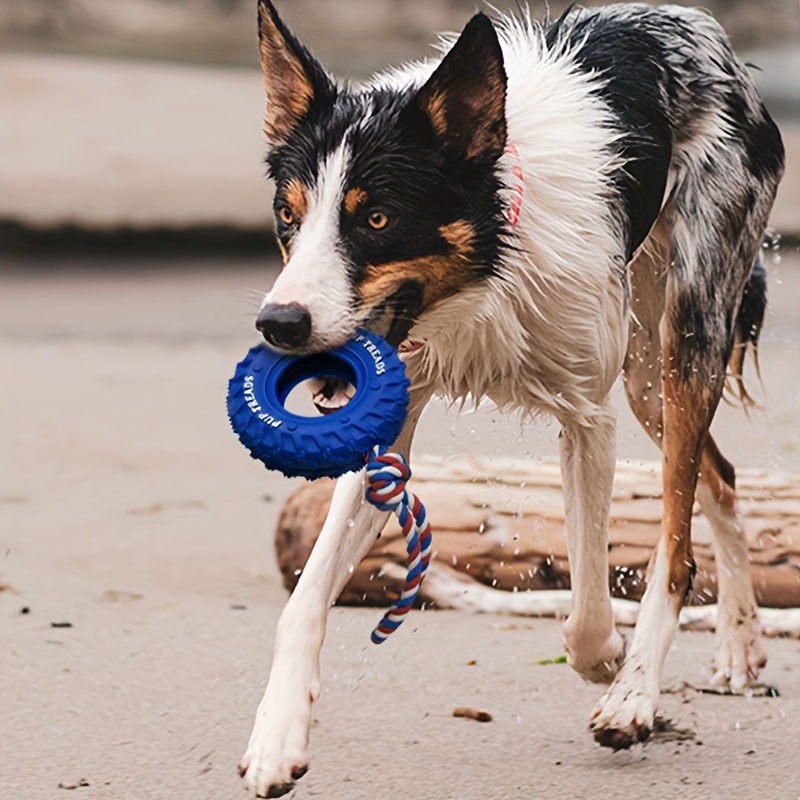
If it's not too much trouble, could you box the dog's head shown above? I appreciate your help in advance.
[255,0,508,353]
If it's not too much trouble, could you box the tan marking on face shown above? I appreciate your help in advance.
[284,178,308,220]
[358,251,475,312]
[344,187,368,216]
[276,238,289,264]
[439,221,475,255]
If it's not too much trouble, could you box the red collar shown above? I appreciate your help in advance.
[505,142,524,228]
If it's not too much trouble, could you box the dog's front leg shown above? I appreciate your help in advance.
[238,470,378,797]
[559,402,626,683]
[239,389,429,798]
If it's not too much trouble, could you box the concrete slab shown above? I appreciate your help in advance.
[0,54,270,228]
[1,53,798,232]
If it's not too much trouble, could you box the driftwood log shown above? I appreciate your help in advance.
[275,456,800,609]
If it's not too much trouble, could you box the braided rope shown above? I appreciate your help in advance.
[364,446,432,644]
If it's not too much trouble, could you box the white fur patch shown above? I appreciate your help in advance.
[264,143,356,351]
[394,20,628,423]
[591,540,676,740]
[560,407,626,683]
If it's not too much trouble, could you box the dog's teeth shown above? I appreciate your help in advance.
[311,376,355,415]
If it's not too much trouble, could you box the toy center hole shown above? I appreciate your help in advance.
[277,355,358,418]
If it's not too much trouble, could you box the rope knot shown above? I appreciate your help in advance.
[364,450,411,512]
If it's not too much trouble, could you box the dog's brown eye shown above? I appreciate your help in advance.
[367,211,389,231]
[278,206,295,226]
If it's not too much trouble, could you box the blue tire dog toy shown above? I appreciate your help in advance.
[227,329,431,643]
[226,330,410,479]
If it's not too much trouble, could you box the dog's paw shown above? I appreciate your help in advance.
[239,715,311,798]
[239,675,316,798]
[589,666,657,750]
[564,622,626,684]
[710,615,767,693]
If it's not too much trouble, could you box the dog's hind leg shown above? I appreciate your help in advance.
[622,221,767,695]
[696,438,767,691]
[592,123,781,745]
[560,405,626,683]
[239,387,430,798]
[593,264,728,748]
[621,218,669,450]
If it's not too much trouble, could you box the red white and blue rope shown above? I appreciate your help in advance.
[364,446,432,644]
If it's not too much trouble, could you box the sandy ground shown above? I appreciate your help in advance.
[1,251,799,800]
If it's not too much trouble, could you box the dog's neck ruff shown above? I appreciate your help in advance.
[504,142,525,228]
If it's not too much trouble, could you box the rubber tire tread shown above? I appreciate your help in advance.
[227,333,409,479]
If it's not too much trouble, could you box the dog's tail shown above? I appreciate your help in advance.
[727,251,767,408]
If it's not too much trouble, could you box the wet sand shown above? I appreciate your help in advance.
[1,254,799,800]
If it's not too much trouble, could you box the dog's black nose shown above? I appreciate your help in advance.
[256,302,312,350]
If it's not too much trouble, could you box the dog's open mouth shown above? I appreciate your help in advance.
[308,376,356,415]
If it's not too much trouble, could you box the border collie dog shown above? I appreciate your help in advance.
[240,2,784,795]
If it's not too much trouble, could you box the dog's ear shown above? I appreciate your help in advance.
[257,0,334,144]
[412,13,507,162]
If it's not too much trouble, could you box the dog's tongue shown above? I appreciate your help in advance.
[307,340,424,416]
[398,339,425,354]
[309,376,355,416]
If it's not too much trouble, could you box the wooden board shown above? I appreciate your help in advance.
[275,456,800,609]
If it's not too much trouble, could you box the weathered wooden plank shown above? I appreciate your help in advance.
[275,457,800,608]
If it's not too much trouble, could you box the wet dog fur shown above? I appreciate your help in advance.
[238,2,785,795]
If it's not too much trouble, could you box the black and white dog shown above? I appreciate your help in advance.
[240,2,784,795]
